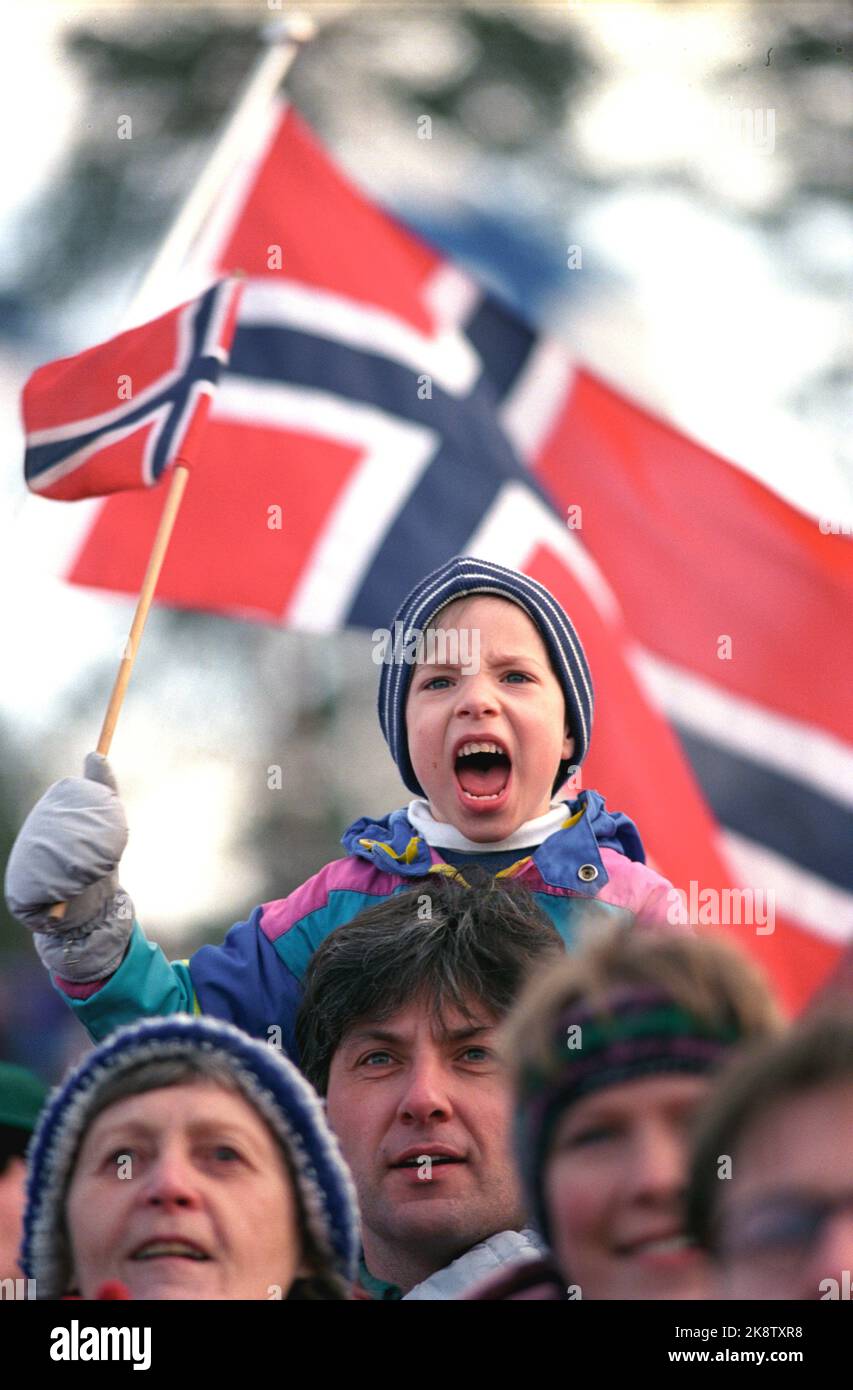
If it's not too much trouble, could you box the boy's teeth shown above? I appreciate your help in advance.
[458,741,504,757]
[463,790,501,800]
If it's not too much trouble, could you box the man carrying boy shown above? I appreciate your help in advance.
[296,875,564,1298]
[6,556,683,1054]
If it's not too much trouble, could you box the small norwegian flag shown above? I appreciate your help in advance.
[22,278,242,501]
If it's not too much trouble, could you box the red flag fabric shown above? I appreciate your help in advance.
[22,278,242,500]
[52,103,852,1011]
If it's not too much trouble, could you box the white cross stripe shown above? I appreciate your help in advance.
[238,278,481,396]
[721,830,853,944]
[631,649,853,811]
[212,373,439,632]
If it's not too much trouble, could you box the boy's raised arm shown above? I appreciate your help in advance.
[4,754,197,1037]
[4,754,303,1053]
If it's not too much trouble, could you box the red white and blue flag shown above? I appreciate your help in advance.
[22,277,242,500]
[44,104,853,1010]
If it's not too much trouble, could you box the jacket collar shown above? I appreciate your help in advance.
[341,791,646,894]
[358,1230,545,1302]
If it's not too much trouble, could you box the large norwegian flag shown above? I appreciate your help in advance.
[53,103,852,1011]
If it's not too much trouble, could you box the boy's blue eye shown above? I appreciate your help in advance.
[422,676,452,690]
[504,671,531,683]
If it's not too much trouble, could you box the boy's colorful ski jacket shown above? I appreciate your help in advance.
[55,790,682,1059]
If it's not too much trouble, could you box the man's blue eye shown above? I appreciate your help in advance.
[363,1051,394,1066]
[461,1047,489,1062]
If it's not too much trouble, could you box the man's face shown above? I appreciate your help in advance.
[325,995,526,1279]
[714,1081,853,1300]
[405,596,573,843]
[66,1081,305,1300]
[544,1075,713,1300]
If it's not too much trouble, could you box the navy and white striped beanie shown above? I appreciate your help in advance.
[21,1015,360,1299]
[378,555,594,797]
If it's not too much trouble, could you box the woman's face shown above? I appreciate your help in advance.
[66,1081,307,1300]
[544,1074,712,1300]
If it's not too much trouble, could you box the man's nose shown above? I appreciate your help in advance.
[398,1057,453,1124]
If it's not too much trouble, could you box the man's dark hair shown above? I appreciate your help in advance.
[295,873,563,1094]
[686,1008,853,1254]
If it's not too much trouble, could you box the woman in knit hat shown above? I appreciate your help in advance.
[0,1061,49,1283]
[21,1015,360,1300]
[468,928,783,1300]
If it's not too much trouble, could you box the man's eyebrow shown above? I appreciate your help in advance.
[342,1023,494,1047]
[342,1028,408,1048]
[437,1023,494,1043]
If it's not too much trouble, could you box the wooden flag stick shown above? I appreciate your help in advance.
[96,462,190,755]
[47,463,190,922]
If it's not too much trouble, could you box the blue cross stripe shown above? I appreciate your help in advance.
[25,283,226,487]
[464,293,537,398]
[676,727,853,891]
[228,291,557,629]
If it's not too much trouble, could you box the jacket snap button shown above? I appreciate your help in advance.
[578,864,598,882]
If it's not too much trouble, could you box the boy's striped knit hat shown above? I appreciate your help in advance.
[378,556,594,796]
[21,1015,360,1299]
[514,988,742,1244]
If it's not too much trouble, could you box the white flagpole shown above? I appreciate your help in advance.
[123,14,317,328]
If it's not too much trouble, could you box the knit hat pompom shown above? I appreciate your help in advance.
[377,556,594,797]
[22,1015,360,1300]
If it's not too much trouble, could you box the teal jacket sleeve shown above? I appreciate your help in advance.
[56,920,197,1043]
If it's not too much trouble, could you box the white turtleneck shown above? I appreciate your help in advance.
[407,797,571,852]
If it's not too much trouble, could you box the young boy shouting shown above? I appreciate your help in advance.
[6,556,685,1058]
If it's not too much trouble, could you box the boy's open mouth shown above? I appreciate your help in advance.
[454,740,512,801]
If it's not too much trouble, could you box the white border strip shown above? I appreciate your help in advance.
[464,481,623,626]
[212,374,438,631]
[238,278,480,395]
[500,336,576,463]
[631,648,853,810]
[721,829,853,944]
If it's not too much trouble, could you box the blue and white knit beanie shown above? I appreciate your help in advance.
[21,1015,360,1299]
[378,555,594,797]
